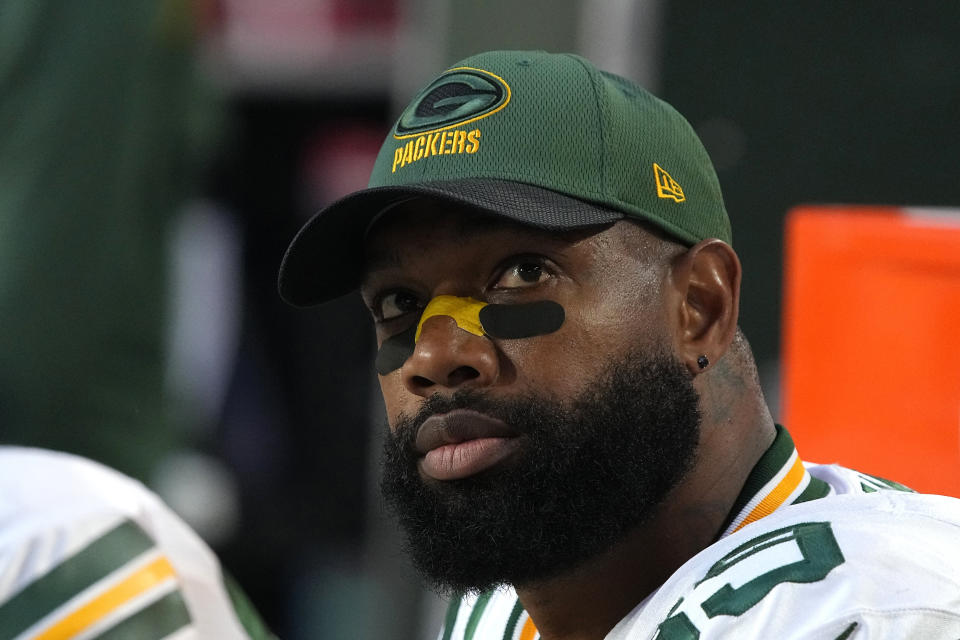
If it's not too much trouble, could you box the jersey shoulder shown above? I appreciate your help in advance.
[438,491,960,640]
[0,446,273,639]
[616,492,960,639]
[805,460,917,496]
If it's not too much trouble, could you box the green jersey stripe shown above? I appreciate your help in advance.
[91,589,191,640]
[0,519,155,638]
[793,475,831,504]
[857,473,914,493]
[464,591,493,640]
[834,621,859,640]
[502,598,524,640]
[441,596,462,640]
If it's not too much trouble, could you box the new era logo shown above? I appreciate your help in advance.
[654,163,685,202]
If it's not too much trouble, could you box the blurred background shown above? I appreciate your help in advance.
[2,0,959,638]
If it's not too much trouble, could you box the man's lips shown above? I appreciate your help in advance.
[414,409,521,481]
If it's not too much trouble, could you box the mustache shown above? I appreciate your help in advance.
[391,388,537,447]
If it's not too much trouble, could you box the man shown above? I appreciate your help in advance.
[0,446,274,639]
[278,50,960,639]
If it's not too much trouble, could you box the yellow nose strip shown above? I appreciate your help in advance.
[415,295,487,343]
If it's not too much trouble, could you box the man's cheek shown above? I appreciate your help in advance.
[378,378,407,432]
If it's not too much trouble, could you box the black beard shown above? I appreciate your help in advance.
[380,350,701,595]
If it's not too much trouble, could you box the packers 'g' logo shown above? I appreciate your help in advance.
[394,67,511,139]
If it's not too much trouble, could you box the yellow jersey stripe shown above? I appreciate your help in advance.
[518,615,538,640]
[732,455,806,533]
[0,518,154,638]
[30,555,176,640]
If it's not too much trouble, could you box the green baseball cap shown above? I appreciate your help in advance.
[279,50,731,307]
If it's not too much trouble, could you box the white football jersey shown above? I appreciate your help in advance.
[437,427,960,639]
[0,447,272,640]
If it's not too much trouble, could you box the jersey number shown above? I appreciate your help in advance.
[657,521,845,639]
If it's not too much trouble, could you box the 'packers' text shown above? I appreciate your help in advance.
[392,129,481,172]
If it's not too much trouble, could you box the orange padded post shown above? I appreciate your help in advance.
[782,205,960,497]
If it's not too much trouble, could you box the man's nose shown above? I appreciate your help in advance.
[401,314,499,396]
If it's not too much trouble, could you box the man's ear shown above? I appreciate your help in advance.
[667,239,741,375]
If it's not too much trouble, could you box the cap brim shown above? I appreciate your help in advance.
[278,178,623,307]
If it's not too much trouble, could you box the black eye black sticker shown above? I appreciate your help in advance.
[478,300,565,339]
[374,296,565,375]
[375,325,417,376]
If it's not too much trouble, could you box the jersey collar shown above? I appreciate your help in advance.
[715,425,831,539]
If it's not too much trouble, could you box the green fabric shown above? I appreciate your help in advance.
[463,590,493,640]
[0,0,218,481]
[793,475,832,503]
[93,590,191,640]
[370,50,731,246]
[501,597,525,640]
[857,473,915,493]
[0,520,155,638]
[441,596,462,640]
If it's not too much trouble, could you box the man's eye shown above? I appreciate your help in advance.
[378,291,422,321]
[494,259,548,289]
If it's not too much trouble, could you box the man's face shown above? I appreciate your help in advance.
[361,200,701,593]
